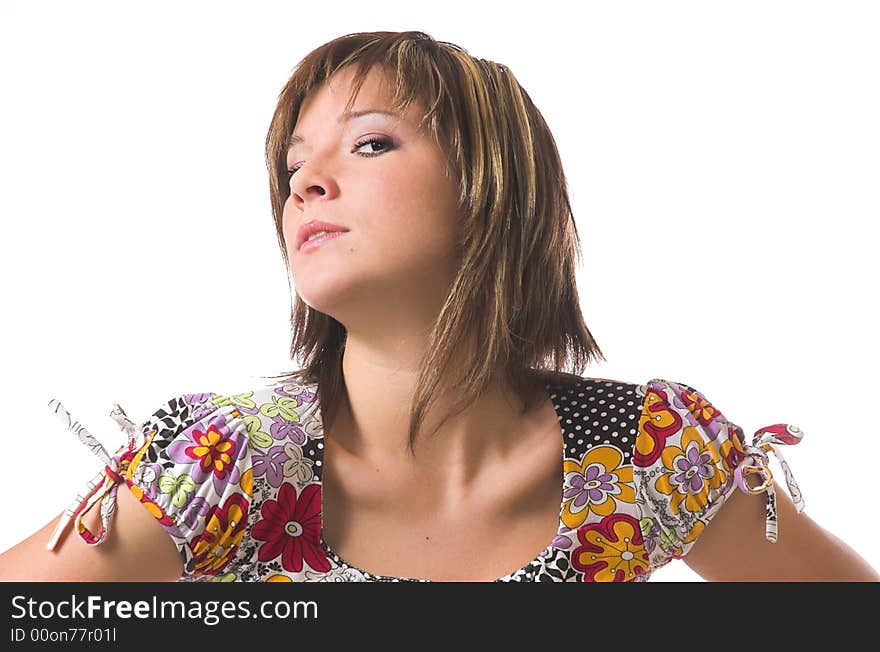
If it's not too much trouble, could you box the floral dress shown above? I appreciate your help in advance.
[46,375,806,582]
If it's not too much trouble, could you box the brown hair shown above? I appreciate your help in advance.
[261,30,605,456]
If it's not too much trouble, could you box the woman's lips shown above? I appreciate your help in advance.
[299,230,347,253]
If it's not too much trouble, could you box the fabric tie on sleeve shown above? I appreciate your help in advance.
[45,399,141,551]
[732,423,806,544]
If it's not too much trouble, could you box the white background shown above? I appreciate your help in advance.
[1,1,877,581]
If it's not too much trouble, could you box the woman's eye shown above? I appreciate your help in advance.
[353,136,393,156]
[286,136,393,181]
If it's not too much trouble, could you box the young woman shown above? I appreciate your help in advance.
[1,30,876,582]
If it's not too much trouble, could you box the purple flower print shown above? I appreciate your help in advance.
[269,415,307,445]
[192,404,219,421]
[563,465,615,508]
[551,533,572,550]
[182,393,219,421]
[251,445,289,488]
[179,496,212,530]
[673,443,715,493]
[184,392,214,404]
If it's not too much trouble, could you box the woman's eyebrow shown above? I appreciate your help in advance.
[287,109,402,149]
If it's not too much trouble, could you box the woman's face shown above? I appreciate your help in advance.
[283,65,463,333]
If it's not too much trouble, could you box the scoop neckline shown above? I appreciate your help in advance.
[316,381,568,582]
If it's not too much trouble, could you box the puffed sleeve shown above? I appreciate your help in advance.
[45,392,253,582]
[633,378,807,573]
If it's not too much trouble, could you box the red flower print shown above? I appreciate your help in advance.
[571,513,650,582]
[680,387,721,427]
[721,423,747,473]
[634,387,683,467]
[189,493,250,576]
[252,482,330,573]
[188,424,236,478]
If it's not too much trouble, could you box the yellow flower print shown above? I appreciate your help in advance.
[719,423,747,475]
[683,520,705,545]
[561,445,634,529]
[679,387,721,426]
[127,483,165,521]
[572,513,651,581]
[634,387,683,467]
[265,574,293,582]
[240,467,254,498]
[190,427,235,475]
[654,425,727,517]
[190,494,249,576]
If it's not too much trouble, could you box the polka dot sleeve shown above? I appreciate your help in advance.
[632,378,807,573]
[46,392,254,581]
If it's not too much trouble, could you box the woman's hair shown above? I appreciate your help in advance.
[261,30,605,456]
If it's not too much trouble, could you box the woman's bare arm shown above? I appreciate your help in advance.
[0,482,184,582]
[683,479,879,581]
